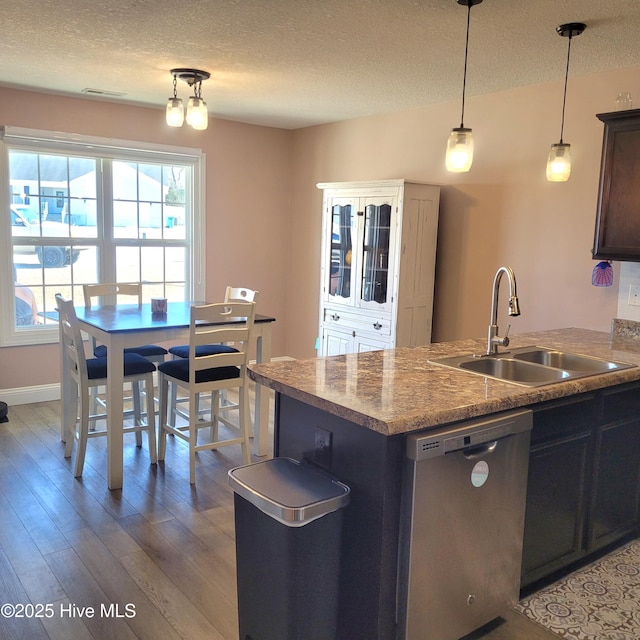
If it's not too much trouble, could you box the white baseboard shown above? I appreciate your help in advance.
[1,355,295,406]
[1,383,61,406]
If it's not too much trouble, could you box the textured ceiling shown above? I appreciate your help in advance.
[1,0,640,129]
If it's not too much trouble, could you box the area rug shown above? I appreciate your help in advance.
[516,539,640,639]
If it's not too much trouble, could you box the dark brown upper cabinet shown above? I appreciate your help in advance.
[593,108,640,261]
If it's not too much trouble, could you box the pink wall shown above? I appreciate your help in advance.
[0,88,292,389]
[2,63,639,390]
[286,66,638,357]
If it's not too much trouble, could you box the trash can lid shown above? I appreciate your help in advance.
[228,457,350,527]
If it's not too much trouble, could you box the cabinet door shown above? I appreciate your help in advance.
[322,326,390,355]
[354,334,390,352]
[588,384,640,550]
[358,196,396,313]
[521,396,596,588]
[589,419,640,550]
[322,327,353,356]
[323,197,358,306]
[592,109,640,260]
[521,434,591,587]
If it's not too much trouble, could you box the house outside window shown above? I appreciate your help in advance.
[0,127,205,347]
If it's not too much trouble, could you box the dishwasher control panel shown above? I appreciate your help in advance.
[406,409,533,461]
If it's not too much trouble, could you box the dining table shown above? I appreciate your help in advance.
[59,301,275,490]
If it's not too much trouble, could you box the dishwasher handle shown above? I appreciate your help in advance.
[463,440,498,460]
[406,409,533,461]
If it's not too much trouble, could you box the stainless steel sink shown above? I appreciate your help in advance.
[459,357,571,384]
[429,345,635,387]
[511,347,627,373]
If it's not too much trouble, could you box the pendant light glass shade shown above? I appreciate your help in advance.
[186,97,197,124]
[186,97,208,130]
[166,97,184,127]
[191,99,209,131]
[546,143,571,182]
[446,127,474,172]
[195,102,209,129]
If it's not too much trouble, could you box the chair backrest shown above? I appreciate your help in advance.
[189,301,256,385]
[83,283,142,308]
[224,286,259,304]
[56,293,89,386]
[83,283,144,354]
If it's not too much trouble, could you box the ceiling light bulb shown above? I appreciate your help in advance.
[191,101,209,130]
[186,96,208,129]
[186,97,208,129]
[186,96,198,125]
[166,97,184,127]
[446,127,474,172]
[546,143,571,182]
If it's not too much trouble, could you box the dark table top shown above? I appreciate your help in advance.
[73,301,275,334]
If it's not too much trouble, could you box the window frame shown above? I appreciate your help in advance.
[0,126,206,347]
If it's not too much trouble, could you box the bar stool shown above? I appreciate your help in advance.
[157,300,256,483]
[56,294,157,477]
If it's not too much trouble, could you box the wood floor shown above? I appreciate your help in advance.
[0,399,560,640]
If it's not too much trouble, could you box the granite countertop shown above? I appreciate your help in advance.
[248,327,640,436]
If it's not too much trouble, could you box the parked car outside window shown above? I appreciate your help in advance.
[10,204,84,268]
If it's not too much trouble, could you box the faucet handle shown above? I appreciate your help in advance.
[502,324,511,347]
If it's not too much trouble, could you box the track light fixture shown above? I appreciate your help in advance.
[166,68,211,131]
[546,23,586,182]
[446,0,483,173]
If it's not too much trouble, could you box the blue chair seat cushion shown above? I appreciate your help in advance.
[158,358,240,384]
[168,344,239,359]
[94,343,168,358]
[86,353,157,380]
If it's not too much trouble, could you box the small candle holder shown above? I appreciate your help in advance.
[151,297,168,318]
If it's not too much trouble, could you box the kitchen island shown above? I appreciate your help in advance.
[248,327,640,640]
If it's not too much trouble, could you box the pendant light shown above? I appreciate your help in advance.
[166,68,211,130]
[546,23,586,182]
[446,0,483,173]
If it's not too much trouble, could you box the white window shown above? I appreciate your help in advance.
[0,127,205,346]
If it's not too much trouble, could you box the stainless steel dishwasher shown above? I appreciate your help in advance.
[397,409,533,640]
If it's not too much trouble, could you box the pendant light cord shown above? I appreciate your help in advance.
[460,1,472,128]
[559,34,573,144]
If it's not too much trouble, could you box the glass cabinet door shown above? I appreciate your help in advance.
[325,198,357,305]
[360,199,393,308]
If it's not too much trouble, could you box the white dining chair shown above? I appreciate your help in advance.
[157,300,256,483]
[167,286,259,427]
[56,294,158,477]
[83,283,168,363]
[83,282,168,427]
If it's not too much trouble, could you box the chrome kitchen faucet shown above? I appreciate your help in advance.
[487,266,521,355]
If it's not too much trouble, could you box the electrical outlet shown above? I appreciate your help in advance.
[629,285,640,306]
[314,426,332,469]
